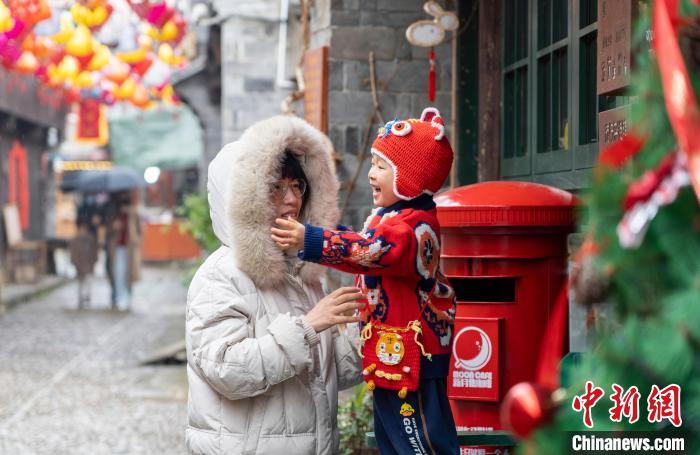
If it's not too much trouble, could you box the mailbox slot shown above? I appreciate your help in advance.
[450,277,517,303]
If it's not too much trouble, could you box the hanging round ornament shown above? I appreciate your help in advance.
[405,1,458,48]
[406,2,458,102]
[501,382,563,439]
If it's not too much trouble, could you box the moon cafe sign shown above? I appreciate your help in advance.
[448,318,501,401]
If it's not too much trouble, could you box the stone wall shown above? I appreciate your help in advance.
[216,0,295,144]
[216,0,454,230]
[176,71,222,192]
[311,0,454,230]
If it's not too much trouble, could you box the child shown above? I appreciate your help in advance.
[272,107,459,454]
[70,219,98,309]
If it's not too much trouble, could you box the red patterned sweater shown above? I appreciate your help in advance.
[299,195,456,362]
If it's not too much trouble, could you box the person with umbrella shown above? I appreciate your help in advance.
[62,167,145,310]
[104,190,142,311]
[69,218,98,309]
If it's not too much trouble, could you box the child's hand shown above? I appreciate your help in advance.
[271,217,305,250]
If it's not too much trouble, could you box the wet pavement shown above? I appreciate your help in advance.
[0,265,188,454]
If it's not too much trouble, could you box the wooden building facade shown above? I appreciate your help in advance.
[456,0,637,190]
[0,68,67,282]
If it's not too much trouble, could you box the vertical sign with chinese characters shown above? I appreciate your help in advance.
[75,99,109,146]
[597,0,632,96]
[303,46,329,133]
[597,2,643,151]
[598,105,632,151]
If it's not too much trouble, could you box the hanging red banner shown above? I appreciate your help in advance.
[8,141,29,230]
[75,98,109,145]
[653,0,700,200]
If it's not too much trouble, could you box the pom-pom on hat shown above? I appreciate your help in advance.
[371,107,453,200]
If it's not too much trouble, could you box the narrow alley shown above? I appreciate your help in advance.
[0,266,188,454]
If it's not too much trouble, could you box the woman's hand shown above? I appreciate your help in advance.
[271,217,306,250]
[305,287,364,333]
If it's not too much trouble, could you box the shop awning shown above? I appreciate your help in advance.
[107,104,203,172]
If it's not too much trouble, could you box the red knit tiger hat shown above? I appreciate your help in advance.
[370,107,453,200]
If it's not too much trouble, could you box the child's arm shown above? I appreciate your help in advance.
[272,218,415,276]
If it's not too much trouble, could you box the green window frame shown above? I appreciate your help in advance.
[501,0,600,190]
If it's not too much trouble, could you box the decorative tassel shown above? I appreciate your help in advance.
[428,48,436,102]
[410,320,431,361]
[358,322,373,358]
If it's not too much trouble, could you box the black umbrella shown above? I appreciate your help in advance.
[60,167,147,193]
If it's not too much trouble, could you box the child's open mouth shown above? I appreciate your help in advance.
[371,184,381,199]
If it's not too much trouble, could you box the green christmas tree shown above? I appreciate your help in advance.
[515,1,700,453]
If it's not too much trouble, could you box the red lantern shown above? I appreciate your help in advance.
[64,86,81,104]
[7,0,51,34]
[501,382,559,439]
[146,3,174,28]
[130,56,153,77]
[14,51,39,74]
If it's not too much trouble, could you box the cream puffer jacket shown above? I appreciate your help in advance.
[186,116,363,454]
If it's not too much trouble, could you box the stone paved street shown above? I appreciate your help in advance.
[0,266,188,455]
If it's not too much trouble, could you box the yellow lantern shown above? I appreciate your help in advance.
[157,43,186,67]
[0,3,13,33]
[15,52,39,74]
[88,45,110,71]
[117,46,148,64]
[47,67,63,88]
[115,77,136,100]
[75,71,94,89]
[160,84,179,105]
[157,43,173,62]
[70,3,88,26]
[57,56,80,82]
[145,25,160,40]
[131,84,150,108]
[159,20,178,42]
[104,62,130,84]
[66,25,94,58]
[52,16,76,45]
[91,4,109,27]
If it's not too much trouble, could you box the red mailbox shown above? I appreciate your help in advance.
[435,181,577,446]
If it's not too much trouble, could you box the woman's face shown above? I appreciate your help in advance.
[271,178,304,221]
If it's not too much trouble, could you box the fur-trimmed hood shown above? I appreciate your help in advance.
[207,115,339,289]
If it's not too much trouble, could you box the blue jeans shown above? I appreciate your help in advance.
[114,246,131,310]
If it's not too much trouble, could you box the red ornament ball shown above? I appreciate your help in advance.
[501,382,557,439]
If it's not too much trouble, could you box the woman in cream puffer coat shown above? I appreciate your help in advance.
[186,115,363,454]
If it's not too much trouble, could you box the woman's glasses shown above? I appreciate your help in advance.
[271,179,307,200]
